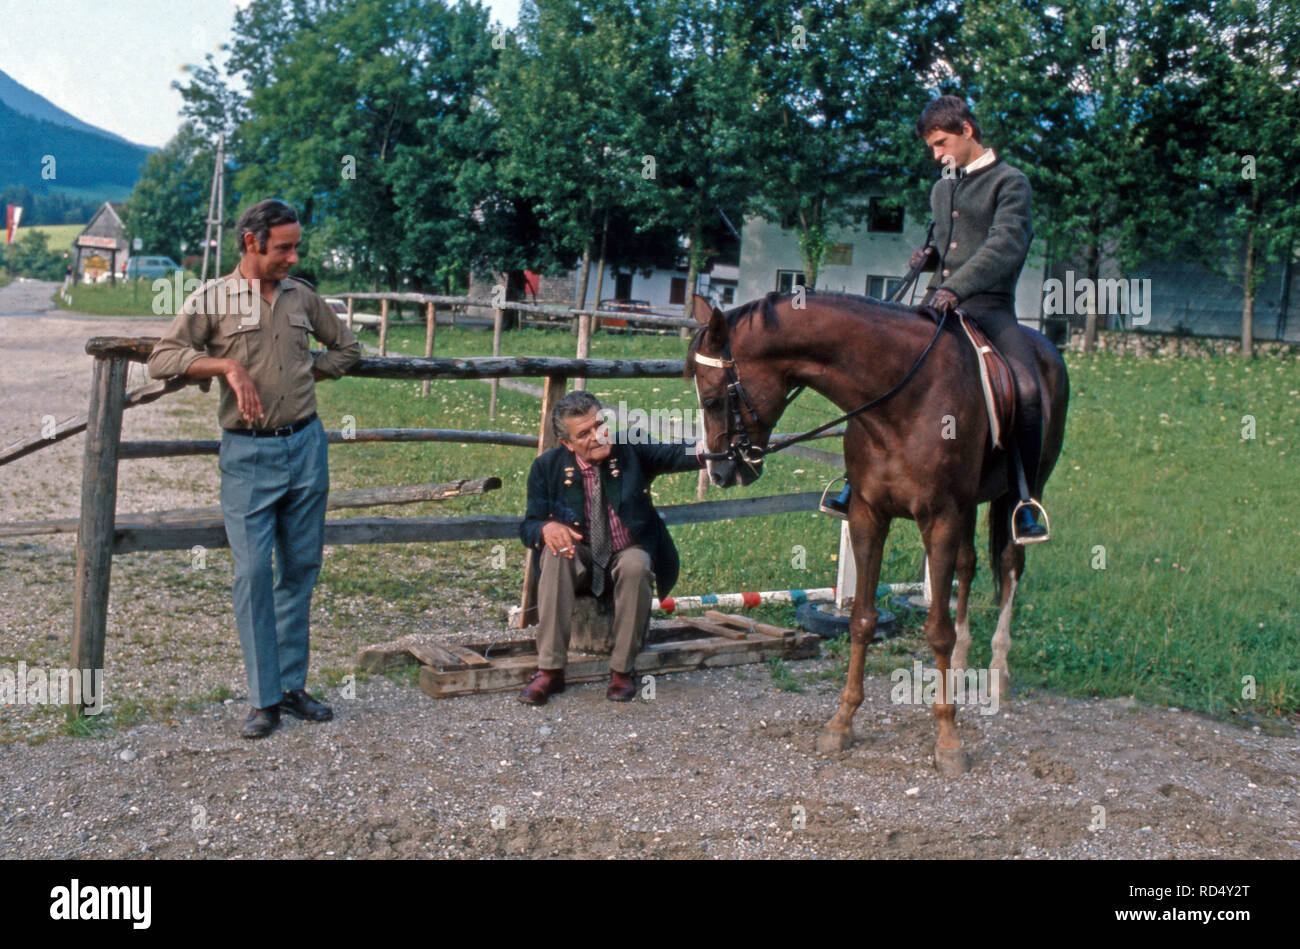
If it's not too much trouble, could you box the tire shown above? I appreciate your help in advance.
[796,602,896,640]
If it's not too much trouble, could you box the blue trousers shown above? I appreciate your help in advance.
[219,418,329,709]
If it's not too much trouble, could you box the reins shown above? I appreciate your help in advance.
[694,305,951,463]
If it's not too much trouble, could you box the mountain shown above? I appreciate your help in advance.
[0,68,136,145]
[0,69,153,212]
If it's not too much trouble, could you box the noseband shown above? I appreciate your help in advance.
[693,338,803,471]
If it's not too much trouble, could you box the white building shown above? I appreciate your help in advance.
[736,200,1048,327]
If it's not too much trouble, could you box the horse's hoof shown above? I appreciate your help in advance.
[934,746,970,776]
[816,728,853,753]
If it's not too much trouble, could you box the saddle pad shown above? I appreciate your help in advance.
[957,313,1017,450]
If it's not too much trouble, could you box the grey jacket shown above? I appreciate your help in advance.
[925,156,1033,302]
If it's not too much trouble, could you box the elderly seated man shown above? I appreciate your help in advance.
[518,390,705,704]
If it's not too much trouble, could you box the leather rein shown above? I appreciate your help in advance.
[693,307,951,468]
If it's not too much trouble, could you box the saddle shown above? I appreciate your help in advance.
[956,311,1017,450]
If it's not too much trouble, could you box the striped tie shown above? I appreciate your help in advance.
[589,466,611,597]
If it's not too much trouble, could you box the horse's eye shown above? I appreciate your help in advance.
[702,397,722,411]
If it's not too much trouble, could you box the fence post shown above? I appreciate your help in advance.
[69,354,128,720]
[574,309,592,391]
[345,296,354,331]
[490,305,503,420]
[421,301,436,398]
[379,298,390,356]
[516,373,567,628]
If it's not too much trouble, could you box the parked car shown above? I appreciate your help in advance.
[596,298,653,330]
[125,256,183,280]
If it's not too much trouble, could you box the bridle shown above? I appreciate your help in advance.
[692,307,952,469]
[693,335,804,472]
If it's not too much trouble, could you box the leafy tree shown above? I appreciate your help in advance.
[1140,0,1300,355]
[726,0,949,288]
[4,230,68,280]
[122,124,215,263]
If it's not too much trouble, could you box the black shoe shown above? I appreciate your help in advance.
[241,705,281,739]
[819,481,852,520]
[1012,503,1050,544]
[279,689,333,722]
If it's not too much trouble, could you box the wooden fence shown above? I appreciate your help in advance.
[0,334,836,718]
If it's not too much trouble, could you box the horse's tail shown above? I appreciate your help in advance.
[987,490,1015,604]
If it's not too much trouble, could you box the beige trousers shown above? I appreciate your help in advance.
[535,543,654,674]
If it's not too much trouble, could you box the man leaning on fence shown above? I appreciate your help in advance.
[519,391,705,704]
[146,198,360,739]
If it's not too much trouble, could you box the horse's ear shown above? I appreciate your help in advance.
[692,293,728,348]
[691,293,714,325]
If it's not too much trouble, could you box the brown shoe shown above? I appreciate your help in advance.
[606,669,637,702]
[518,668,565,705]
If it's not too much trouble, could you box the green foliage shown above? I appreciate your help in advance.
[122,124,218,264]
[4,229,69,280]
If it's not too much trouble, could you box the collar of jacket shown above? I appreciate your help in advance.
[560,445,623,518]
[956,153,1003,181]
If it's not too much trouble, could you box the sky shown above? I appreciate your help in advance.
[0,0,520,148]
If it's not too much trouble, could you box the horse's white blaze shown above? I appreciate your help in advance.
[694,375,718,485]
[990,569,1018,680]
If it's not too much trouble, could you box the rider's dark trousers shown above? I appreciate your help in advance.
[948,291,1044,497]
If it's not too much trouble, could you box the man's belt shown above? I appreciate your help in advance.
[224,413,317,438]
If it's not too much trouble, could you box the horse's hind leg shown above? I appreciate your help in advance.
[817,505,888,753]
[990,529,1026,703]
[920,512,969,775]
[950,511,978,672]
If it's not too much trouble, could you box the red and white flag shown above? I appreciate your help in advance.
[5,205,21,244]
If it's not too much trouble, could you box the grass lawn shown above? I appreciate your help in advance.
[27,224,84,252]
[55,276,202,317]
[295,321,1298,721]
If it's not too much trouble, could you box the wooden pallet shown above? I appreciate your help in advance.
[358,611,820,699]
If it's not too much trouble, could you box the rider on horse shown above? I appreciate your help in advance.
[823,95,1049,543]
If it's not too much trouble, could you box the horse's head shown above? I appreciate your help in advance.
[686,293,786,488]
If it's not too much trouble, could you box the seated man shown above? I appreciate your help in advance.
[519,390,704,704]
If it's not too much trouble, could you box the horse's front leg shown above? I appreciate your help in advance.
[920,512,970,775]
[817,505,888,753]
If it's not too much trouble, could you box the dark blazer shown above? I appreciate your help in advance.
[521,440,703,599]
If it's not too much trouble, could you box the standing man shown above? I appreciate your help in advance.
[519,391,704,704]
[147,199,360,738]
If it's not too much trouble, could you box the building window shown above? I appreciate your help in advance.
[867,275,903,300]
[867,198,904,233]
[719,285,736,305]
[615,272,633,299]
[824,243,853,267]
[776,270,807,293]
[670,276,687,304]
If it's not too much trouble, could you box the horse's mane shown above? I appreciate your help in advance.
[686,289,925,376]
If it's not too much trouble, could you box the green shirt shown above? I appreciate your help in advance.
[147,269,360,430]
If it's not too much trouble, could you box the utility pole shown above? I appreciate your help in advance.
[199,134,225,282]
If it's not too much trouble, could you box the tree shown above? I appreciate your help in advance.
[729,0,949,288]
[1150,0,1300,356]
[122,124,215,262]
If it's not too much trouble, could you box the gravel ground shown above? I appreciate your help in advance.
[1,282,1297,859]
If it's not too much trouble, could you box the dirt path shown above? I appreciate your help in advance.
[0,299,1295,859]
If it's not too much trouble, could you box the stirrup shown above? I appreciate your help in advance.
[1011,498,1051,546]
[818,476,850,520]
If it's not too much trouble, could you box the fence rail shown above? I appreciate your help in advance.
[50,334,840,718]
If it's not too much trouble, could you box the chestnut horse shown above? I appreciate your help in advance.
[687,291,1068,774]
